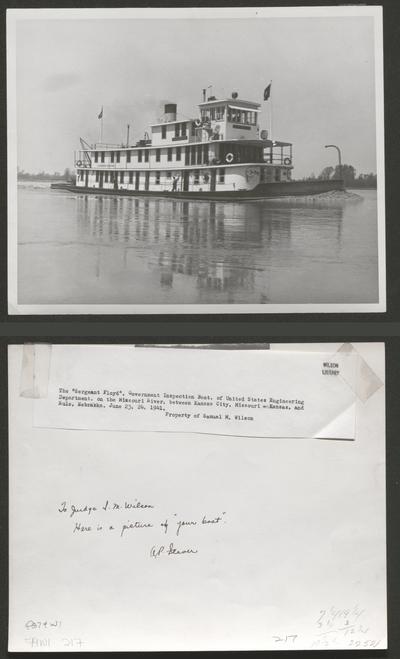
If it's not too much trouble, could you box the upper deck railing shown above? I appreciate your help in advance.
[74,140,293,168]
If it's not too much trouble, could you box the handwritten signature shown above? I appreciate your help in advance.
[150,542,198,558]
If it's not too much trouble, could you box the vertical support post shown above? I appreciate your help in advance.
[269,81,273,142]
[324,144,342,181]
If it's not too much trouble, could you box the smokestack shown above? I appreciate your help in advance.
[164,103,177,122]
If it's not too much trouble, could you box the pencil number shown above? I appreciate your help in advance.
[272,634,298,644]
[349,639,381,649]
[62,638,84,648]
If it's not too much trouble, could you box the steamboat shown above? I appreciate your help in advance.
[63,90,344,200]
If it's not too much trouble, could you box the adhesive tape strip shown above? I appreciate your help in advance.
[268,342,383,403]
[20,343,52,399]
[336,343,383,402]
[18,342,381,402]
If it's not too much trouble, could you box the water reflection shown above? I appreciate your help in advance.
[19,184,380,305]
[75,194,344,300]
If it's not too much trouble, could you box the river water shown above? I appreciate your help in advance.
[17,183,379,306]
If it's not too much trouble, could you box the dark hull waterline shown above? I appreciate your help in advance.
[51,179,345,201]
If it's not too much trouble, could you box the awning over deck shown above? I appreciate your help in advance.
[263,140,292,147]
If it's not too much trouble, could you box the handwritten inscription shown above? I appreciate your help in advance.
[24,637,84,650]
[23,605,381,651]
[316,604,365,629]
[272,605,382,650]
[57,498,227,558]
[311,604,381,649]
[25,619,62,630]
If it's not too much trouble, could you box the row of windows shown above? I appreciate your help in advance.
[160,123,189,139]
[92,171,141,185]
[92,146,211,169]
[93,147,186,164]
[175,122,187,139]
[97,150,153,163]
[155,147,183,162]
[137,150,150,163]
[200,106,226,122]
[200,107,258,125]
[94,151,124,163]
[84,167,287,187]
[89,169,226,185]
[158,110,258,138]
[227,108,257,125]
[94,145,209,166]
[91,143,263,165]
[93,150,150,163]
[185,144,210,166]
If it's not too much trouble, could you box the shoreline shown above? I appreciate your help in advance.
[260,189,364,205]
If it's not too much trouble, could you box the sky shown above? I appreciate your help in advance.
[14,14,378,178]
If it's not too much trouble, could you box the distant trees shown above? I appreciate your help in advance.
[17,168,73,181]
[304,163,377,188]
[354,172,378,188]
[318,166,334,180]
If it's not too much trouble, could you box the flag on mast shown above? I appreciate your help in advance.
[263,83,271,101]
[98,107,103,119]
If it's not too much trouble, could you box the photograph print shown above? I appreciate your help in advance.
[7,6,385,314]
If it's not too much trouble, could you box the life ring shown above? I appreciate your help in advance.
[194,119,202,128]
[284,157,292,165]
[225,153,234,164]
[76,160,82,167]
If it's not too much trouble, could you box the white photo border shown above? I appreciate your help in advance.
[7,5,386,314]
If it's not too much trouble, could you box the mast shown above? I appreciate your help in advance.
[269,82,273,142]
